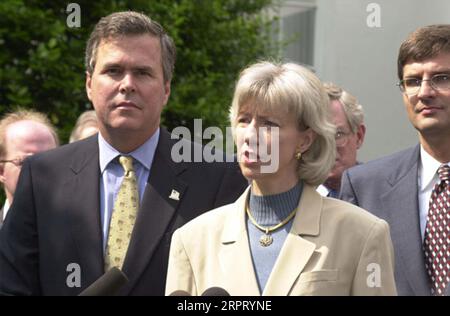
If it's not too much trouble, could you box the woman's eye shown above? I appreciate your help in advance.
[264,120,279,127]
[237,117,249,124]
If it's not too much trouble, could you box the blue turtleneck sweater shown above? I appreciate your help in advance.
[246,181,302,293]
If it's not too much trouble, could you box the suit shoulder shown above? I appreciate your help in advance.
[322,197,388,230]
[27,136,97,168]
[178,203,234,234]
[346,145,418,178]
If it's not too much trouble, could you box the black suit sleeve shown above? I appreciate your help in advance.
[0,158,41,295]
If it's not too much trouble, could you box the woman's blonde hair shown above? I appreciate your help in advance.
[229,61,336,185]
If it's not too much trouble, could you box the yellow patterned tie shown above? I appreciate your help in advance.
[104,156,139,271]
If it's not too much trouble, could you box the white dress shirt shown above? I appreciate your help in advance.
[2,199,10,222]
[316,184,330,197]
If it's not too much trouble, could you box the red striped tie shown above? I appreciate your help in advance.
[423,164,450,295]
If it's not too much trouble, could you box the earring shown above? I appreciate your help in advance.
[295,152,302,160]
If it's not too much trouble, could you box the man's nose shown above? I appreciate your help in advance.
[417,79,436,99]
[119,73,136,94]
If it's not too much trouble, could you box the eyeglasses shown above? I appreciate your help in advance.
[0,156,29,167]
[397,73,450,95]
[335,130,352,147]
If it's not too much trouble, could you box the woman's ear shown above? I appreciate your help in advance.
[298,128,317,153]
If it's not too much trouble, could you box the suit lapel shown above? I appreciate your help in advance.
[219,188,260,295]
[0,206,3,228]
[263,185,320,296]
[121,129,187,294]
[380,145,430,295]
[66,136,104,283]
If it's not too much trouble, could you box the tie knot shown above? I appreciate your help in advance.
[437,164,450,182]
[119,156,135,174]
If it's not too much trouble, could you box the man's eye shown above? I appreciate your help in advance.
[137,70,151,76]
[106,68,121,75]
[433,74,450,83]
[404,78,421,87]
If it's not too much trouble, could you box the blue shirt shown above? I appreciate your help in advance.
[98,129,159,252]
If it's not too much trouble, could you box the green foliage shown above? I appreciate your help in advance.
[0,0,281,143]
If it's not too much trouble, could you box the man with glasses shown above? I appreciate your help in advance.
[0,110,59,228]
[316,83,365,198]
[340,24,450,296]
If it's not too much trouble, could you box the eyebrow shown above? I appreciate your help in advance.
[100,63,121,69]
[133,66,154,73]
[101,63,154,72]
[404,69,450,77]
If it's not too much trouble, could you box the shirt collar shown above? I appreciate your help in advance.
[2,199,10,221]
[419,145,447,191]
[98,128,160,173]
[316,184,330,197]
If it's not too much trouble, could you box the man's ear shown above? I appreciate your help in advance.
[356,124,366,149]
[0,163,6,185]
[86,71,93,102]
[162,81,171,107]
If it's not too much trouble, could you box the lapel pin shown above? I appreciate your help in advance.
[169,189,180,201]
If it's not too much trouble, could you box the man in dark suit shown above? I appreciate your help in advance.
[0,11,247,295]
[340,25,450,296]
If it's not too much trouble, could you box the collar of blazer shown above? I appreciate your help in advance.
[69,134,100,175]
[385,144,420,187]
[378,144,431,295]
[221,184,322,244]
[218,184,322,295]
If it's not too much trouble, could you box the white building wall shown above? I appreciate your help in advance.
[280,0,450,161]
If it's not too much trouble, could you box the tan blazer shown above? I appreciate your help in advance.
[166,184,397,296]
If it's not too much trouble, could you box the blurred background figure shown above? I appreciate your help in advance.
[0,109,59,228]
[317,83,366,198]
[69,110,99,143]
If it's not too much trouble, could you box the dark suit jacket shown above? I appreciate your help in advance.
[339,145,449,296]
[0,129,247,295]
[0,206,3,230]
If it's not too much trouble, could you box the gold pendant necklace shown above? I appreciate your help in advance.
[246,204,297,247]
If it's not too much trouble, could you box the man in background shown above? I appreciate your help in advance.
[69,110,99,143]
[0,109,59,229]
[340,24,450,295]
[317,83,365,198]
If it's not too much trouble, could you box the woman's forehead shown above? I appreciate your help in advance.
[238,100,290,117]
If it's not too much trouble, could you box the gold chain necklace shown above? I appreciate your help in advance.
[246,204,297,247]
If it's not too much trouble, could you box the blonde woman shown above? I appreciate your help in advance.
[165,61,397,296]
